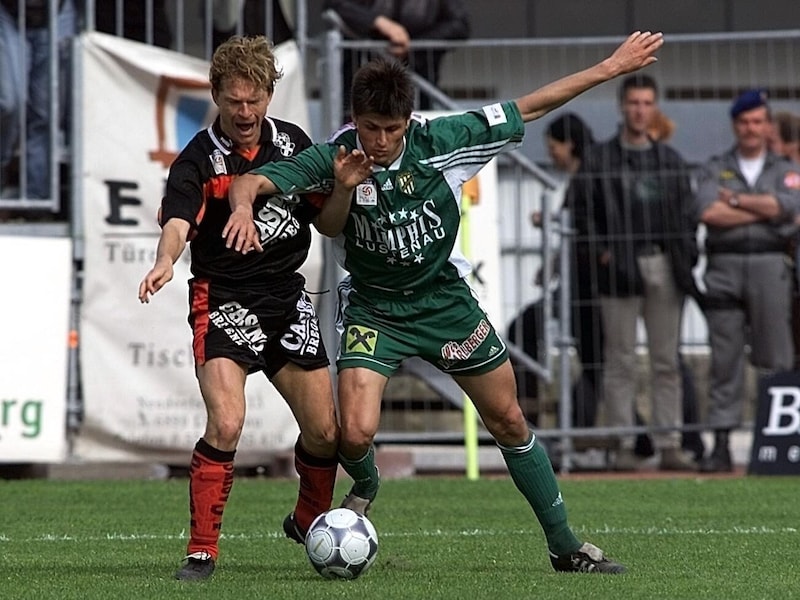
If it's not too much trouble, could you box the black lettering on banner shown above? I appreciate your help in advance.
[105,180,141,225]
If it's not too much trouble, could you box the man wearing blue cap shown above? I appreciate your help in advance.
[694,89,800,472]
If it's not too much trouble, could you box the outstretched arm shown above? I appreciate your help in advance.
[223,173,280,254]
[315,146,374,237]
[138,218,190,303]
[515,31,663,123]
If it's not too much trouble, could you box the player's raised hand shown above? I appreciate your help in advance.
[334,146,373,189]
[606,31,664,75]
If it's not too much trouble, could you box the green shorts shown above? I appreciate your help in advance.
[336,277,508,377]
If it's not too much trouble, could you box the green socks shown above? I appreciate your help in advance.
[338,445,380,500]
[499,433,581,556]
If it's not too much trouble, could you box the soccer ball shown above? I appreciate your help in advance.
[304,508,379,580]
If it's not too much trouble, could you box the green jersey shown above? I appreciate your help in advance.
[252,101,524,295]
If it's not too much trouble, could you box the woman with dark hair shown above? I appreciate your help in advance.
[545,112,596,173]
[529,113,603,429]
[513,113,598,427]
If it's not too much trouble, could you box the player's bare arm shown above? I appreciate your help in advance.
[223,173,279,254]
[515,31,663,123]
[315,146,374,237]
[138,218,189,303]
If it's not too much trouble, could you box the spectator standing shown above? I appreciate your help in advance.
[570,74,699,471]
[324,0,470,114]
[212,0,294,51]
[771,110,800,164]
[525,113,601,426]
[0,0,76,200]
[770,111,800,368]
[94,0,172,48]
[551,114,603,428]
[508,113,597,428]
[696,91,800,472]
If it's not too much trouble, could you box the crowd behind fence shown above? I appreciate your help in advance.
[2,0,800,470]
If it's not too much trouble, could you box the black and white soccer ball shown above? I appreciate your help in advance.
[304,508,379,580]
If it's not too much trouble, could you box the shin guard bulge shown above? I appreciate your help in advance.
[186,439,236,560]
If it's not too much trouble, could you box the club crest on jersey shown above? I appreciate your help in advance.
[356,180,377,205]
[274,131,296,157]
[345,325,378,355]
[210,149,227,175]
[397,171,415,195]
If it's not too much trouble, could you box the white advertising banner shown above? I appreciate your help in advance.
[75,33,318,463]
[0,236,71,462]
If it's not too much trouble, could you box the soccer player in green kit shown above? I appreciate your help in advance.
[226,31,663,573]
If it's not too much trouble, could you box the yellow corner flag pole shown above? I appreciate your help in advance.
[460,178,480,481]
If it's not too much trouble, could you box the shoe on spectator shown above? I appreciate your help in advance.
[612,448,639,472]
[699,446,733,473]
[659,448,698,471]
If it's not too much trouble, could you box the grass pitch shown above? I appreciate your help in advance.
[0,474,796,599]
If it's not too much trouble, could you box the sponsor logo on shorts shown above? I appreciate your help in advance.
[439,319,491,368]
[209,301,268,354]
[345,325,379,355]
[281,293,321,356]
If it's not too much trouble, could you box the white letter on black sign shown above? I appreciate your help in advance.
[762,386,800,436]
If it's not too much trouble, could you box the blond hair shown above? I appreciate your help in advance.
[209,35,283,94]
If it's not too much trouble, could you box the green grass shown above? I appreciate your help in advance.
[0,475,797,599]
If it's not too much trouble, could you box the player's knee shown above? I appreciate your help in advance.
[340,426,374,456]
[207,416,244,448]
[303,421,340,456]
[486,404,528,442]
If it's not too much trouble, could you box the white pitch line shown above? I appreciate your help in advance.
[0,526,796,543]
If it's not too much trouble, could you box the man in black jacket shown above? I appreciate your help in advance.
[569,74,698,471]
[324,0,470,115]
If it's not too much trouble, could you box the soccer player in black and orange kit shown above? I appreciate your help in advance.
[138,35,349,581]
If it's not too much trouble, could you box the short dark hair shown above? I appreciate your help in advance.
[618,73,658,102]
[545,113,595,160]
[350,57,414,119]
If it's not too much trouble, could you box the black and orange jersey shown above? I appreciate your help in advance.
[161,116,323,286]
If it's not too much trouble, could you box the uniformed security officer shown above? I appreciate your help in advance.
[695,89,800,472]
